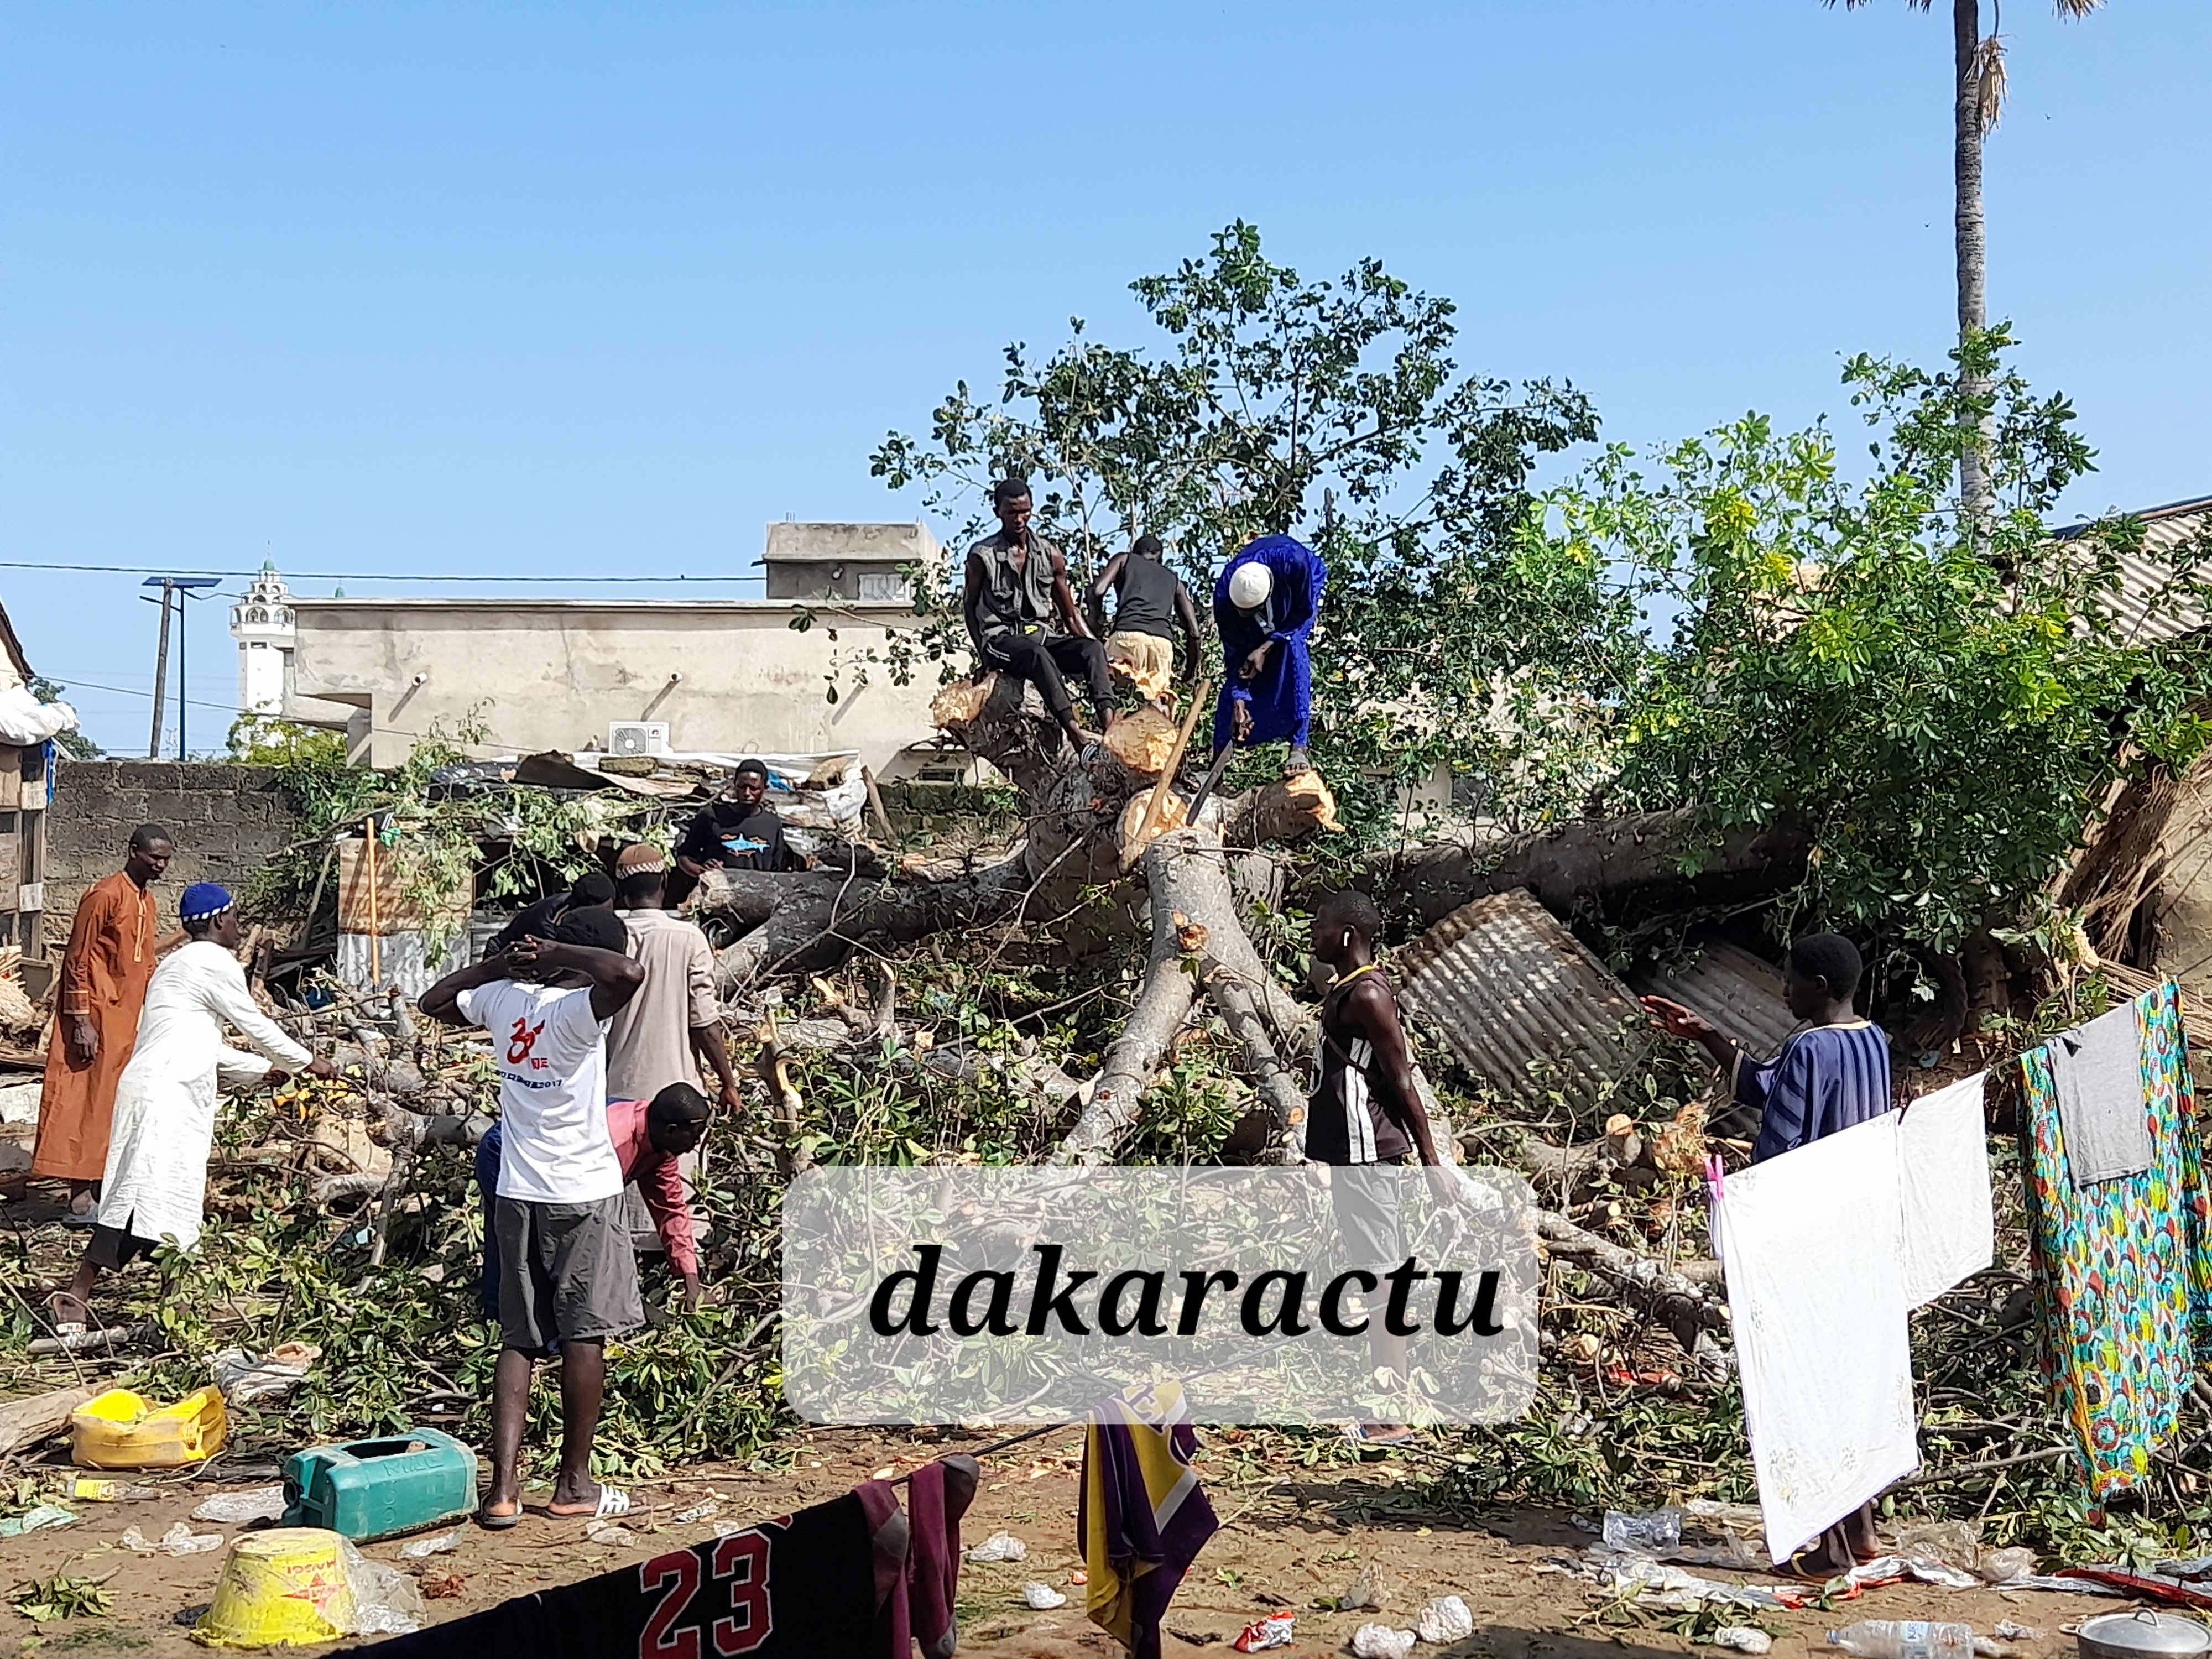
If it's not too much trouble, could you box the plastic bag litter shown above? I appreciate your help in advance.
[1980,1548,2037,1584]
[1588,1552,1789,1612]
[0,1505,77,1537]
[1351,1623,1416,1659]
[586,1520,638,1548]
[1416,1595,1475,1643]
[346,1545,430,1637]
[1848,1556,1984,1592]
[1606,1509,1685,1554]
[398,1531,460,1559]
[1341,1561,1387,1610]
[1992,1623,2043,1642]
[1022,1583,1067,1610]
[674,1503,719,1525]
[211,1344,321,1405]
[966,1532,1027,1563]
[124,1522,226,1556]
[1233,1612,1296,1652]
[192,1487,288,1525]
[1714,1628,1773,1654]
[1893,1520,1983,1571]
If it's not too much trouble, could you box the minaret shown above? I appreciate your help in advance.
[229,561,295,718]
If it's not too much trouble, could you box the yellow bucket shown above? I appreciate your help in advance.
[70,1385,227,1470]
[192,1528,356,1650]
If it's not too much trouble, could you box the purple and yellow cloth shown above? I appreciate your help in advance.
[1079,1382,1219,1659]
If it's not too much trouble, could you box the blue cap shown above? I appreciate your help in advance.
[180,882,233,922]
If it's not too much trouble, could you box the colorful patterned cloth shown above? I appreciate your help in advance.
[2020,983,2212,1495]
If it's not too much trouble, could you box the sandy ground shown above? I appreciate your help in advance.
[0,1424,2109,1658]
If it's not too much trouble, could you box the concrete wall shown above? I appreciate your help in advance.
[284,598,950,773]
[46,761,302,942]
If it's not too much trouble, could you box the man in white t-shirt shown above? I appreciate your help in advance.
[421,907,645,1529]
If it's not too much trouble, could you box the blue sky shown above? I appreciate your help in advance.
[2,1,2204,754]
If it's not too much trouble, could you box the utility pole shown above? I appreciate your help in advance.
[143,581,174,760]
[142,575,222,760]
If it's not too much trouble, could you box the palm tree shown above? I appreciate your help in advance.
[1835,0,2106,526]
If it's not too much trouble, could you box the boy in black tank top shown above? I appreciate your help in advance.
[1091,533,1203,711]
[1308,890,1462,1445]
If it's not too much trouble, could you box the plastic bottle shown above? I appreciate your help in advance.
[1828,1621,1978,1659]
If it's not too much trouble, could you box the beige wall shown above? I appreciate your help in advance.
[284,598,948,773]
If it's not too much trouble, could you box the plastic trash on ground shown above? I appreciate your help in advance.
[966,1531,1027,1563]
[1979,1547,2037,1584]
[1848,1556,1984,1592]
[123,1522,226,1556]
[673,1502,719,1525]
[1232,1611,1296,1652]
[0,1505,77,1537]
[1828,1619,1978,1659]
[192,1527,426,1647]
[71,1385,226,1469]
[1991,1623,2042,1642]
[1605,1507,1685,1554]
[1893,1521,1981,1571]
[1341,1561,1386,1610]
[71,1479,157,1502]
[1587,1551,1789,1612]
[1022,1582,1067,1609]
[1416,1595,1475,1644]
[586,1520,638,1548]
[1715,1627,1773,1653]
[397,1531,460,1558]
[192,1487,289,1525]
[1351,1623,1417,1659]
[212,1344,322,1405]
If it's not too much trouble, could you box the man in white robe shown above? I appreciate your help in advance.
[50,883,332,1331]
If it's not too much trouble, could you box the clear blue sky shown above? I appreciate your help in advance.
[3,1,2204,754]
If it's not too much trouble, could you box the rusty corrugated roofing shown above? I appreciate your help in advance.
[1626,941,1802,1061]
[1396,888,1655,1114]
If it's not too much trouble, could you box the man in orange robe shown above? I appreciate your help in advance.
[33,826,174,1221]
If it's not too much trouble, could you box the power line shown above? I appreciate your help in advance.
[0,559,758,584]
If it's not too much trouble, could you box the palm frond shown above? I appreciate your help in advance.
[1974,34,2009,131]
[2053,0,2106,17]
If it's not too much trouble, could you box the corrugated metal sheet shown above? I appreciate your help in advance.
[1396,888,1653,1113]
[2057,495,2212,645]
[1626,941,1801,1060]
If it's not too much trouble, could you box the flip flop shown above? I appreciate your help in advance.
[60,1210,96,1229]
[475,1501,523,1531]
[547,1485,630,1521]
[1342,1423,1416,1448]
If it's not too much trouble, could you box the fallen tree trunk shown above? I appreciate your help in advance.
[1536,1209,1730,1373]
[1386,808,1814,927]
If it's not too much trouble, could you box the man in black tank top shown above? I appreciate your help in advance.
[1091,533,1203,712]
[961,479,1114,753]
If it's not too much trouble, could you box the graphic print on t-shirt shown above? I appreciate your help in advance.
[455,979,620,1204]
[507,1017,546,1066]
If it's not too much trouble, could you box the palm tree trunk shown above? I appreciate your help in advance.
[1952,0,1995,529]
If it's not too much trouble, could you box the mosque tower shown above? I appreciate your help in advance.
[229,561,295,718]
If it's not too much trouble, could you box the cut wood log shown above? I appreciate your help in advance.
[1102,706,1182,776]
[1221,770,1341,844]
[1388,808,1814,927]
[0,1385,95,1456]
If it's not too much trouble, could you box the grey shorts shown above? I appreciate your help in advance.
[1330,1159,1408,1272]
[493,1193,643,1352]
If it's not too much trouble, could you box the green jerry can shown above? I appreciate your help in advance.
[280,1427,476,1540]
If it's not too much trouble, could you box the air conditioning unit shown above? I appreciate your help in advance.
[607,721,671,758]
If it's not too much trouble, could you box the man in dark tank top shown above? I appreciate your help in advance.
[1091,533,1203,712]
[961,478,1115,754]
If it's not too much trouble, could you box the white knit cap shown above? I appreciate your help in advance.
[1227,561,1273,611]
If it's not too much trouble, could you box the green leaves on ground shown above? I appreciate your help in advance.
[9,1574,112,1623]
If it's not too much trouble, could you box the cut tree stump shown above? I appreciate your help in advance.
[1102,706,1182,776]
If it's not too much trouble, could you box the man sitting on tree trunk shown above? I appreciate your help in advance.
[962,478,1113,754]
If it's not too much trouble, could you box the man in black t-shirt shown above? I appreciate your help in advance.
[666,760,806,906]
[1091,531,1203,713]
[483,872,616,958]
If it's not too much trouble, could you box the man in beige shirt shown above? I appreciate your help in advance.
[609,843,740,1255]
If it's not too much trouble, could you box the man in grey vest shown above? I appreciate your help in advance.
[961,478,1114,753]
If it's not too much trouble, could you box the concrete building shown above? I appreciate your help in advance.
[229,562,297,717]
[280,523,968,775]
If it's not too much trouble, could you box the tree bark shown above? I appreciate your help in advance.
[1536,1210,1731,1373]
[1954,0,1994,529]
[1386,808,1813,927]
[0,1385,95,1455]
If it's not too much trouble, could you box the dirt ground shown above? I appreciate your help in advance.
[1,1424,2115,1659]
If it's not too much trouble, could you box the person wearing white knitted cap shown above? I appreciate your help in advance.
[1212,533,1327,776]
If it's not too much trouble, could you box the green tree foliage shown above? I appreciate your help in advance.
[29,679,102,761]
[865,222,1602,807]
[1540,329,2212,952]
